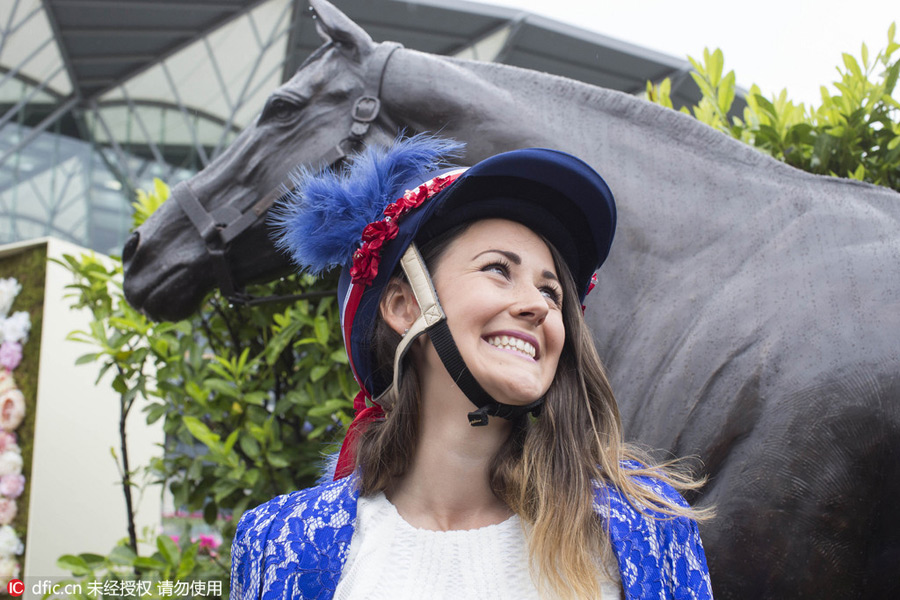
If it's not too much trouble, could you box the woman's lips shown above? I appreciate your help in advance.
[483,331,540,360]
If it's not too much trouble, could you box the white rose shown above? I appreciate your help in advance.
[0,556,17,578]
[0,451,21,477]
[0,526,22,556]
[0,313,29,345]
[0,280,21,320]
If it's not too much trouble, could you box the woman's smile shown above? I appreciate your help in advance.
[421,218,565,406]
[483,331,539,360]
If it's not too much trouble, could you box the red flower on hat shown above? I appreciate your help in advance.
[350,171,464,286]
[384,185,426,219]
[349,244,381,285]
[361,219,399,245]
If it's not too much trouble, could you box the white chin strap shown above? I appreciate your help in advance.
[374,244,544,426]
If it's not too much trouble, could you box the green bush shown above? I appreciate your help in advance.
[646,23,900,192]
[54,180,353,598]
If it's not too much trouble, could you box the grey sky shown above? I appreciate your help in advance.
[481,0,900,107]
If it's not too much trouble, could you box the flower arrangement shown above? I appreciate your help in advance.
[0,278,29,589]
[349,171,462,285]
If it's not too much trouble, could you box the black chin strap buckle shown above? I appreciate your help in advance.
[466,399,544,427]
[467,406,492,427]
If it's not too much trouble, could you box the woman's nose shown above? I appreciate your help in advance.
[511,286,549,325]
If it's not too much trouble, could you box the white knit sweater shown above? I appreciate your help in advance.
[334,492,622,600]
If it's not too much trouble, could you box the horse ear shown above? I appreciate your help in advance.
[310,0,375,61]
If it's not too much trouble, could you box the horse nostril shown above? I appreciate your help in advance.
[123,231,140,266]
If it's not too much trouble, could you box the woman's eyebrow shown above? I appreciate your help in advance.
[473,249,559,282]
[473,249,521,264]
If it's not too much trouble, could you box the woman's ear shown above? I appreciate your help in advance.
[379,278,420,335]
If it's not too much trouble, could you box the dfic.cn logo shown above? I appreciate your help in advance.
[7,578,24,596]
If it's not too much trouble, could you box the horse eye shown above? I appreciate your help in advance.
[260,98,298,123]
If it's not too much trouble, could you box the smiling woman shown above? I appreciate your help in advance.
[415,220,566,408]
[229,134,713,600]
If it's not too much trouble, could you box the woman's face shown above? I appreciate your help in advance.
[421,218,565,406]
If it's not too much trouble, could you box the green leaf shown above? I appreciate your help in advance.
[266,451,291,468]
[307,398,348,418]
[145,403,167,424]
[239,433,261,458]
[307,423,328,440]
[112,374,128,395]
[243,390,268,406]
[265,318,303,365]
[75,353,101,365]
[223,428,240,454]
[212,479,241,502]
[185,380,208,403]
[314,315,330,345]
[717,71,736,115]
[708,48,723,87]
[205,378,239,398]
[236,346,251,375]
[183,416,221,447]
[134,556,168,571]
[310,364,330,382]
[154,177,170,201]
[57,554,90,575]
[108,543,137,566]
[176,543,198,580]
[157,534,180,565]
[754,94,778,119]
[842,52,863,79]
[884,62,900,95]
[245,468,261,487]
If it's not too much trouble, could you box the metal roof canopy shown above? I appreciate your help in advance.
[40,0,723,112]
[42,0,270,100]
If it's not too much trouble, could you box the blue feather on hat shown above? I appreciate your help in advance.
[270,134,465,275]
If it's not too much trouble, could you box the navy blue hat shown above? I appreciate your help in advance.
[272,135,615,401]
[335,147,616,399]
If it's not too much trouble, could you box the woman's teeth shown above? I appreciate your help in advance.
[486,335,536,359]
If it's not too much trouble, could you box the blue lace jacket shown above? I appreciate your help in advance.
[230,472,713,599]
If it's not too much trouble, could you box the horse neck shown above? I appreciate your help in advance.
[388,50,751,154]
[381,48,792,213]
[379,48,895,255]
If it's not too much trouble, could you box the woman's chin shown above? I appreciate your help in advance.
[481,380,549,407]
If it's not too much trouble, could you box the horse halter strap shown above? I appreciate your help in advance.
[320,41,403,167]
[172,41,404,305]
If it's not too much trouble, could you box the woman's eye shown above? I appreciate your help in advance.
[541,286,562,306]
[482,262,509,277]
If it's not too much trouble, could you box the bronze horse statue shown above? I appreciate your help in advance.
[122,1,900,597]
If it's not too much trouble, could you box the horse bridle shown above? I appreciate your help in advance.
[171,41,403,306]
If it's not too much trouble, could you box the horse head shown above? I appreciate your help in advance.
[122,0,401,321]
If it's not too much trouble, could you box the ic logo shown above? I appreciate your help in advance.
[7,578,24,596]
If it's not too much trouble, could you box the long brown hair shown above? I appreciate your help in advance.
[355,223,708,599]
